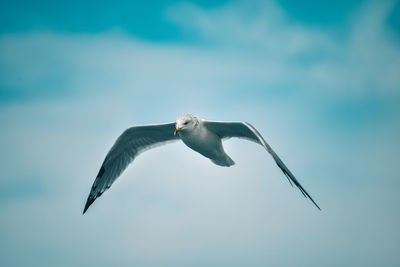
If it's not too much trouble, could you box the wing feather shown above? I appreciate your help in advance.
[203,120,320,210]
[83,122,179,214]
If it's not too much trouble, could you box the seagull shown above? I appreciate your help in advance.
[83,114,320,214]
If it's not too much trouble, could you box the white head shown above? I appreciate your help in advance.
[174,114,199,135]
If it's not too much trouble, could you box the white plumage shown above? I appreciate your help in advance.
[83,114,320,213]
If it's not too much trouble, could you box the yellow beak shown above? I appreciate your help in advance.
[174,126,181,136]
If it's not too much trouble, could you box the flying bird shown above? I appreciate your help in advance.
[83,114,320,214]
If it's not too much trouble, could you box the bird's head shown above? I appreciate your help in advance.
[174,114,199,135]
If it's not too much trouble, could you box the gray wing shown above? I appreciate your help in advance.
[203,120,320,210]
[83,122,179,214]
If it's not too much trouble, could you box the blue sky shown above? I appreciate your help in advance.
[1,1,399,266]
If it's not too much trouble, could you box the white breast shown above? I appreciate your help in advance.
[179,122,223,159]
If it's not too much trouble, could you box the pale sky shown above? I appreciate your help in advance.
[1,0,399,266]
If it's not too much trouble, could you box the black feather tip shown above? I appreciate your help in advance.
[82,166,105,214]
[83,196,96,214]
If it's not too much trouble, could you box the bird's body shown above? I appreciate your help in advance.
[177,115,234,166]
[83,114,320,214]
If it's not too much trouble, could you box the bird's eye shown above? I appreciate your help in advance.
[184,121,189,125]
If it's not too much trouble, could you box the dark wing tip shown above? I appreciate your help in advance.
[313,199,321,211]
[239,121,321,210]
[83,166,106,215]
[303,190,321,210]
[83,191,104,214]
[283,172,294,187]
[83,195,96,214]
[290,177,321,210]
[278,163,321,210]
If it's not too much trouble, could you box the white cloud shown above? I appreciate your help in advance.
[167,0,400,97]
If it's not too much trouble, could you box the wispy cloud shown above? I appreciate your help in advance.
[167,0,400,96]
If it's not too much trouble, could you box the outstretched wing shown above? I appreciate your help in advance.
[83,122,179,214]
[203,120,320,210]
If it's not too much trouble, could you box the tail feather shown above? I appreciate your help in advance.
[211,154,235,167]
